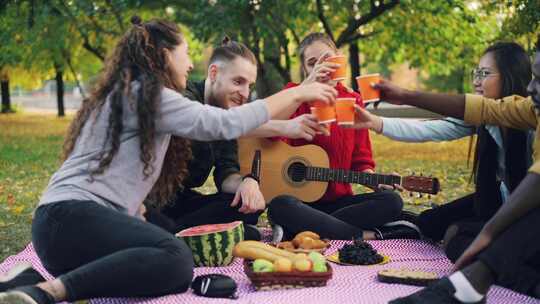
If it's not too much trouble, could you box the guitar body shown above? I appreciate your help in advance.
[238,138,329,202]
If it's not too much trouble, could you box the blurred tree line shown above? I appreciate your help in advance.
[0,0,538,116]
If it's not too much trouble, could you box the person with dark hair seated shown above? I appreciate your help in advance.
[347,42,534,262]
[353,45,540,303]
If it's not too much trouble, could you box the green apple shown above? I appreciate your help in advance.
[308,252,326,264]
[312,261,328,272]
[253,259,274,272]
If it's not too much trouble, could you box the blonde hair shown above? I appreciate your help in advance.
[298,33,338,79]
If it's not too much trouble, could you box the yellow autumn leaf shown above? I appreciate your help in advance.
[11,205,25,215]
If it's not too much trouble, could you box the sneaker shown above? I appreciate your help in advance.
[271,224,284,243]
[244,224,262,241]
[374,220,421,240]
[399,211,419,226]
[0,285,55,304]
[0,263,45,292]
[389,277,486,303]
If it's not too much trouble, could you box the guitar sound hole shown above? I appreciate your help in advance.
[288,162,307,182]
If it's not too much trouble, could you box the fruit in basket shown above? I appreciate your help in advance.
[294,253,309,260]
[253,259,274,273]
[312,261,328,272]
[293,258,313,272]
[233,241,298,262]
[274,258,293,272]
[308,252,327,272]
[177,221,244,267]
[308,252,326,264]
[277,241,295,251]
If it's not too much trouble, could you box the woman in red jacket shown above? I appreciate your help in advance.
[268,33,416,241]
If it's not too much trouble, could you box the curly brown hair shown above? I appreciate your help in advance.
[62,16,191,208]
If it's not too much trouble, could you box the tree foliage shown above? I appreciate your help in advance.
[1,0,537,101]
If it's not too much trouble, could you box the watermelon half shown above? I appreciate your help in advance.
[177,221,244,267]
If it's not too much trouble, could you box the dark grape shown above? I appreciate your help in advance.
[338,239,384,265]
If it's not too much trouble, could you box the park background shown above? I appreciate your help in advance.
[1,0,539,262]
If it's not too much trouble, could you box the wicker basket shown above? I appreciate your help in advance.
[244,260,333,291]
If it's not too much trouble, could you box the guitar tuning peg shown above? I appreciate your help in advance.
[417,193,423,198]
[409,192,413,197]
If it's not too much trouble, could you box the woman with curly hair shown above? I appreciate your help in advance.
[0,17,336,304]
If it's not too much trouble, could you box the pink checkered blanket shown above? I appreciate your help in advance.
[1,241,538,304]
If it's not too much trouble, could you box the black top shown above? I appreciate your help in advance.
[181,80,240,192]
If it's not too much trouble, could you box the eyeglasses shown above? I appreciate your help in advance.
[471,68,499,81]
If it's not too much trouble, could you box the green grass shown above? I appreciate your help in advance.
[0,113,474,262]
[0,113,72,261]
[368,133,475,213]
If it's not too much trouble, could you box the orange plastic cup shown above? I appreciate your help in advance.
[356,73,381,103]
[324,55,347,81]
[335,98,355,125]
[310,101,336,124]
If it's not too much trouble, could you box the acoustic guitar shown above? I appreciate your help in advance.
[238,138,440,203]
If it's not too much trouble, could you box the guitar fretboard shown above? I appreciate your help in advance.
[305,166,401,187]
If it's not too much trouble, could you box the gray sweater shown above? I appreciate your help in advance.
[38,84,269,216]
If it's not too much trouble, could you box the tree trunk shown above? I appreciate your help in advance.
[1,77,11,113]
[64,49,86,99]
[349,41,360,91]
[456,66,465,94]
[55,66,65,117]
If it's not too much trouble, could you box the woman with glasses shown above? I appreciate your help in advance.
[349,42,534,261]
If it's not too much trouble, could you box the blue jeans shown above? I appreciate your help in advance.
[32,200,194,301]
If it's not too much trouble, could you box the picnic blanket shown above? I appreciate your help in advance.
[1,241,538,304]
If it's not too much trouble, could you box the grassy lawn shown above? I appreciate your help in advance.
[0,113,474,262]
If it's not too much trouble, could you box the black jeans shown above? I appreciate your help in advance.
[418,190,506,264]
[160,189,262,232]
[417,193,476,242]
[32,201,194,302]
[418,186,503,243]
[477,207,540,297]
[267,191,403,240]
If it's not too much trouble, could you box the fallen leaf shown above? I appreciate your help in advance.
[11,205,24,215]
[7,193,15,206]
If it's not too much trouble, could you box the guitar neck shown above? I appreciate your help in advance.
[305,167,401,188]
